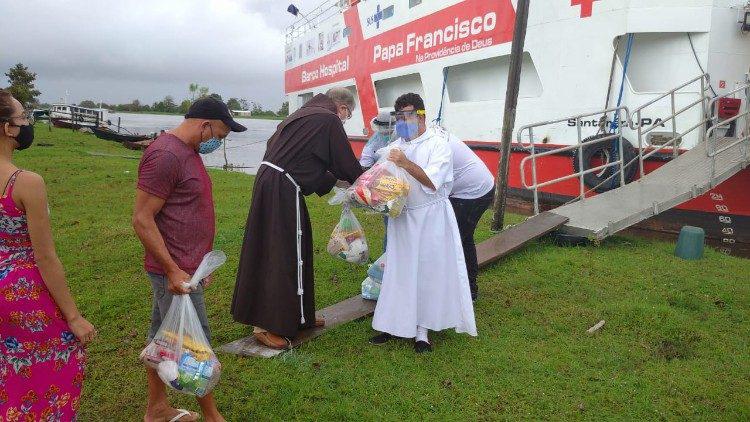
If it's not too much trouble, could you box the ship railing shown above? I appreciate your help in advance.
[517,73,750,217]
[629,73,712,177]
[518,106,630,215]
[285,0,348,45]
[706,77,750,182]
[47,109,108,126]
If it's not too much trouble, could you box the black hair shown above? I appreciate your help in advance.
[394,93,425,112]
[0,90,13,121]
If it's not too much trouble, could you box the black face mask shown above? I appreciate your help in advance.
[8,124,34,150]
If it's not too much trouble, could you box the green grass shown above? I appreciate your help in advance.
[14,125,750,420]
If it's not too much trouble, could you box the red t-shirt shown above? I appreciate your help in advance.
[136,134,215,275]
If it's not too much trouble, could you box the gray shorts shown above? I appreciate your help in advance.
[147,272,211,343]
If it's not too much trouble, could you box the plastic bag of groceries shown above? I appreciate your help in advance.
[140,251,226,397]
[361,253,386,300]
[367,253,386,281]
[327,205,369,265]
[329,148,410,218]
[361,277,382,300]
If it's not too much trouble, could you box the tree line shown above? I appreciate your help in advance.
[3,63,289,118]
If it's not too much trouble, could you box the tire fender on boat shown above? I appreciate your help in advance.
[572,134,638,193]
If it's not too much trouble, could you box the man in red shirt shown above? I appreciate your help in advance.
[133,98,245,422]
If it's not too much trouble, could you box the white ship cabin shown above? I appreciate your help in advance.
[284,0,750,150]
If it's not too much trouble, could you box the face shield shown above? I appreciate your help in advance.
[392,110,424,141]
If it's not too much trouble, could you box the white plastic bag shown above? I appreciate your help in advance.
[139,251,226,397]
[367,253,386,281]
[327,205,369,265]
[329,150,410,218]
[361,276,382,300]
[362,253,385,300]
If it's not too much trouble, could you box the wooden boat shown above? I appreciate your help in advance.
[51,118,83,130]
[92,127,151,143]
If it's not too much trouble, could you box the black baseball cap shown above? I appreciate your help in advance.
[185,97,247,132]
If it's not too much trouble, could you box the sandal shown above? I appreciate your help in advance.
[254,331,291,350]
[314,317,325,327]
[168,409,199,422]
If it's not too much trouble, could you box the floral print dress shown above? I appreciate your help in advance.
[0,170,86,421]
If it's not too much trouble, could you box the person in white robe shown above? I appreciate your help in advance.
[370,93,477,353]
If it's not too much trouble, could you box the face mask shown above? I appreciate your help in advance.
[8,124,34,150]
[198,138,222,154]
[198,124,223,154]
[395,120,419,141]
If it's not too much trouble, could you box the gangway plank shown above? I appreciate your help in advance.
[553,137,749,239]
[477,212,569,267]
[220,213,566,358]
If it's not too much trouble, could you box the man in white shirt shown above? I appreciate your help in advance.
[443,130,495,301]
[370,93,476,353]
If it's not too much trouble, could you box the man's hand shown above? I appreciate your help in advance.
[388,148,436,191]
[335,180,351,189]
[166,268,192,294]
[388,149,409,168]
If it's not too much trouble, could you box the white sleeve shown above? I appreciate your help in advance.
[420,139,453,194]
[359,135,382,167]
[359,144,376,167]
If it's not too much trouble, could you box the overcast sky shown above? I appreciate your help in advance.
[0,0,316,109]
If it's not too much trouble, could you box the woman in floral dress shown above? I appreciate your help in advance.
[0,90,97,421]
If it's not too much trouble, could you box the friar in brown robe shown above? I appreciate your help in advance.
[231,88,363,347]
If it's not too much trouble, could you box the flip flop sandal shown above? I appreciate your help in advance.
[254,332,291,350]
[168,409,199,422]
[315,317,325,327]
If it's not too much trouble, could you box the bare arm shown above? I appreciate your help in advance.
[132,189,190,294]
[17,172,96,344]
[388,149,436,191]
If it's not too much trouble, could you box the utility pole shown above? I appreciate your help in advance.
[491,0,531,232]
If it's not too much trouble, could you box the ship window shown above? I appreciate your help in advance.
[615,33,702,94]
[344,84,360,109]
[409,0,422,7]
[298,92,313,105]
[374,73,424,108]
[446,53,542,102]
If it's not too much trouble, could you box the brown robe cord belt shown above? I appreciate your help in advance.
[259,161,306,324]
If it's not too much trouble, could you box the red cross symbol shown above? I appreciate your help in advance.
[571,0,598,18]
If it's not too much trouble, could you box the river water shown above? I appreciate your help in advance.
[110,112,278,175]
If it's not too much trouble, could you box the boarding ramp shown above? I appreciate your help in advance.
[519,74,750,240]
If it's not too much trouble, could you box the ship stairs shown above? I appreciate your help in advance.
[518,74,750,241]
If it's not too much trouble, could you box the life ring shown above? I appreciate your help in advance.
[572,134,637,193]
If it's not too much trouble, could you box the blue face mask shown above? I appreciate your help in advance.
[198,124,224,154]
[198,138,223,154]
[395,121,419,141]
